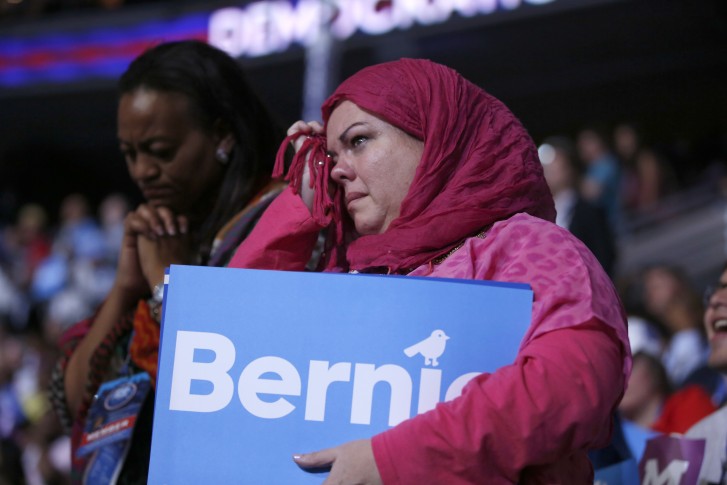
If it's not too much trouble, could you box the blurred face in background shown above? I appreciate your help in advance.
[540,145,573,196]
[99,193,129,228]
[618,352,669,428]
[117,88,226,219]
[643,267,687,318]
[614,124,639,162]
[576,130,604,164]
[60,194,90,224]
[703,267,727,372]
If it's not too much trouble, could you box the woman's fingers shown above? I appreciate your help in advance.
[176,214,189,235]
[155,206,180,236]
[133,204,165,237]
[287,120,325,152]
[286,120,327,213]
[293,447,335,470]
[125,210,155,240]
[127,203,186,238]
[308,120,324,133]
[293,440,381,485]
[286,120,311,137]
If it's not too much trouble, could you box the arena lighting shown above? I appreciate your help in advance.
[209,0,557,58]
[0,14,208,88]
[0,0,555,88]
[538,143,556,166]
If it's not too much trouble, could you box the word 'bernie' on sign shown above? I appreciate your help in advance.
[168,330,481,427]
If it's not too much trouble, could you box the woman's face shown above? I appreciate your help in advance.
[617,353,663,423]
[643,267,683,317]
[327,101,424,236]
[703,267,727,372]
[118,88,226,216]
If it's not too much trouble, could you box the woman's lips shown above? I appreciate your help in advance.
[713,319,727,333]
[142,187,174,200]
[345,192,366,209]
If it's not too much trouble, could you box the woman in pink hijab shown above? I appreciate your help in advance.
[230,59,630,484]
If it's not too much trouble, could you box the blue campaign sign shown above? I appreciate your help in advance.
[148,265,533,484]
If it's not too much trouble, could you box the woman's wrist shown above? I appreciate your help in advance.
[108,281,146,309]
[144,265,167,292]
[147,281,165,322]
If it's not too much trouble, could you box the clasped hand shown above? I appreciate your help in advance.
[116,203,192,301]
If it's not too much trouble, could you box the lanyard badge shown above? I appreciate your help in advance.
[78,372,151,485]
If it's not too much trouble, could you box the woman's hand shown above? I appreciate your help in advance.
[136,232,192,289]
[113,208,153,303]
[118,204,191,294]
[293,439,382,485]
[127,203,189,241]
[132,205,192,289]
[287,120,325,212]
[63,203,190,417]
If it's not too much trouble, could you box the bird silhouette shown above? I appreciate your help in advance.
[403,330,450,366]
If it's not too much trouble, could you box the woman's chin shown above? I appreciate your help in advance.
[351,209,392,236]
[353,222,380,237]
[354,222,388,237]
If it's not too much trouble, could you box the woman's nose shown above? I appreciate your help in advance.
[330,156,355,185]
[129,154,160,182]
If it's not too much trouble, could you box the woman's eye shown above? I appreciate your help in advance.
[120,149,134,163]
[351,135,367,147]
[151,148,174,160]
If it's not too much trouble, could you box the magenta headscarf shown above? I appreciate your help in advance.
[274,58,555,273]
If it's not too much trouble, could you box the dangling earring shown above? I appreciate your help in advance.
[215,147,229,165]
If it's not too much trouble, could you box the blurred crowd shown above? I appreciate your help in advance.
[0,192,128,485]
[540,122,727,468]
[0,116,725,483]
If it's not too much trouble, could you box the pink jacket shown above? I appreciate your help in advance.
[229,187,631,484]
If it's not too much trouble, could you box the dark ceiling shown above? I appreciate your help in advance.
[1,0,726,221]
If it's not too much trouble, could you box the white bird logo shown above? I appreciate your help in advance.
[403,330,450,367]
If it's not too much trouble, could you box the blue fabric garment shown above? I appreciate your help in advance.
[586,153,621,230]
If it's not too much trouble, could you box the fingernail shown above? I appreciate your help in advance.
[168,227,176,236]
[156,227,164,236]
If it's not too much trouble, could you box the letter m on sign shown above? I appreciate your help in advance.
[641,460,689,485]
[639,434,705,485]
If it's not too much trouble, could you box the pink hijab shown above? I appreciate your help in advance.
[274,58,555,273]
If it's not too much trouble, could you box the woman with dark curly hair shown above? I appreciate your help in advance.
[49,40,283,483]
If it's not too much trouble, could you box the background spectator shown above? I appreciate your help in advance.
[577,126,622,233]
[539,136,617,277]
[632,147,679,214]
[640,263,710,387]
[618,317,669,429]
[613,122,642,213]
